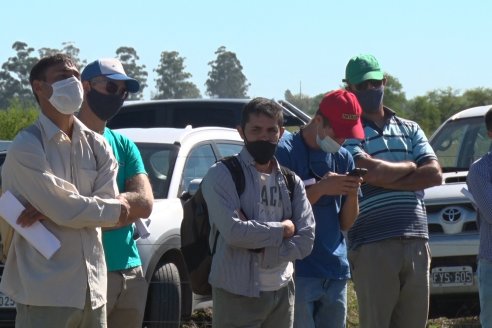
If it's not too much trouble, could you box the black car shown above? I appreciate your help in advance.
[107,98,311,130]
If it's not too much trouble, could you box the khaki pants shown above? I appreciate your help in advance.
[212,279,295,328]
[15,288,106,328]
[348,238,430,328]
[106,266,147,328]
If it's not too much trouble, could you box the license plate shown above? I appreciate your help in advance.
[431,266,473,287]
[0,292,15,308]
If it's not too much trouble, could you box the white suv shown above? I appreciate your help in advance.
[425,105,492,317]
[0,127,243,328]
[117,126,243,327]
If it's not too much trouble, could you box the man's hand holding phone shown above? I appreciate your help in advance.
[348,167,368,177]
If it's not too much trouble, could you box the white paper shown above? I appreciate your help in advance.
[0,191,61,259]
[461,187,477,206]
[303,178,316,187]
[135,218,150,239]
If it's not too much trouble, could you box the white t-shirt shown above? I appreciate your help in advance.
[257,171,294,291]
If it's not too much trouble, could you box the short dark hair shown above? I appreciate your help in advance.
[29,53,76,85]
[315,109,332,128]
[485,107,492,132]
[29,53,76,104]
[241,97,284,130]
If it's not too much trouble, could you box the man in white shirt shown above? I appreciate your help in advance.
[0,54,130,328]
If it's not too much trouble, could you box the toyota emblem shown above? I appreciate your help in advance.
[442,207,462,222]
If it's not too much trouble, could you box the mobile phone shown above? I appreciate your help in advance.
[348,167,368,177]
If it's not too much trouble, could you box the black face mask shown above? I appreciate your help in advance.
[245,140,278,165]
[355,87,384,114]
[86,89,125,121]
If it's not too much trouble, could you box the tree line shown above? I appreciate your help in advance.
[1,41,492,140]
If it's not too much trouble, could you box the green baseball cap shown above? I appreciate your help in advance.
[344,54,384,84]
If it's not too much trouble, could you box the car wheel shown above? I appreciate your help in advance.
[144,262,181,328]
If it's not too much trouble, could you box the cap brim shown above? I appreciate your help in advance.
[107,73,140,93]
[352,71,384,85]
[333,122,365,140]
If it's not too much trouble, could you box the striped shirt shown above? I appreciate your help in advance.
[344,108,437,250]
[467,152,492,261]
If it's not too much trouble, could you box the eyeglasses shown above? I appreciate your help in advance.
[90,77,128,99]
[355,79,384,91]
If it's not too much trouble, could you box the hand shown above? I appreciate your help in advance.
[115,195,131,227]
[17,203,48,228]
[317,172,361,196]
[281,219,295,239]
[236,209,248,221]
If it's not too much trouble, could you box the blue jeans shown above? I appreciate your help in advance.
[294,276,347,328]
[478,259,492,327]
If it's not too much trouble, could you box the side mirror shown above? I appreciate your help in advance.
[187,179,202,196]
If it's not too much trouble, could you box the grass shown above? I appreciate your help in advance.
[181,281,481,327]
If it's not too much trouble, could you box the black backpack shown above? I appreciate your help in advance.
[180,156,296,295]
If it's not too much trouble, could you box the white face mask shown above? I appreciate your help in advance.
[48,76,83,115]
[316,125,341,153]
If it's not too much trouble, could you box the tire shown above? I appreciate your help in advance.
[144,262,181,328]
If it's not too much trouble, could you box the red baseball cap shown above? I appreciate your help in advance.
[318,90,364,140]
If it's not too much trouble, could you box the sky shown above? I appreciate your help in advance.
[1,0,492,102]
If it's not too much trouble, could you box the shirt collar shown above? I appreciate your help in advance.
[361,106,396,127]
[38,113,93,142]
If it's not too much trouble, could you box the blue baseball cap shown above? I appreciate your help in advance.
[81,58,140,93]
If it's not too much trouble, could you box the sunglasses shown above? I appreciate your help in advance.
[90,78,128,99]
[355,79,384,91]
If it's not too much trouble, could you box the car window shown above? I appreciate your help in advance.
[137,144,178,199]
[431,116,492,171]
[216,143,243,158]
[110,107,159,128]
[181,144,216,194]
[108,100,310,131]
[0,141,11,152]
[109,101,242,129]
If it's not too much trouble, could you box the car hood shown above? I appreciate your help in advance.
[424,171,469,205]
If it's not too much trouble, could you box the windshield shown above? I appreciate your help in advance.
[430,116,491,172]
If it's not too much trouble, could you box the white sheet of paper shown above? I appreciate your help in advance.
[0,190,61,259]
[303,178,316,187]
[135,218,150,239]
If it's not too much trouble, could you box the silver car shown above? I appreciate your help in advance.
[425,104,492,317]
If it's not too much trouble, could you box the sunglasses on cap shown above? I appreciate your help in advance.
[90,77,128,99]
[355,79,384,91]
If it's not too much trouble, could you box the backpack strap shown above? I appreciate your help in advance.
[220,156,245,195]
[280,165,296,202]
[24,124,44,150]
[24,125,99,168]
[209,156,245,255]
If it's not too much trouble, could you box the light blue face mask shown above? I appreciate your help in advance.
[316,125,341,153]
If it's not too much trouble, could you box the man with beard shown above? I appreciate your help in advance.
[201,97,315,328]
[78,58,154,328]
[343,54,442,328]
